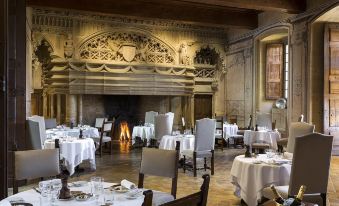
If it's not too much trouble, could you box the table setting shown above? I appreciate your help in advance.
[1,177,146,206]
[159,133,195,154]
[244,128,281,150]
[131,124,155,145]
[46,125,100,139]
[230,150,292,206]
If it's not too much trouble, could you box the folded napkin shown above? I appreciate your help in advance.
[121,179,136,189]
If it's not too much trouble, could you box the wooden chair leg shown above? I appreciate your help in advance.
[193,152,197,177]
[211,150,214,175]
[204,157,207,171]
[13,180,18,194]
[110,141,112,155]
[321,193,326,206]
[183,155,186,173]
[100,144,102,157]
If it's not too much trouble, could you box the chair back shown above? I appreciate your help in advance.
[195,118,216,152]
[286,122,315,153]
[289,133,333,195]
[256,113,272,130]
[45,118,57,129]
[160,174,210,206]
[139,142,180,197]
[95,117,107,128]
[27,120,43,150]
[102,121,113,133]
[14,149,60,181]
[154,114,173,140]
[28,116,46,143]
[215,116,224,138]
[145,111,158,125]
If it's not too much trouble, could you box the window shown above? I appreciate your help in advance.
[284,44,289,99]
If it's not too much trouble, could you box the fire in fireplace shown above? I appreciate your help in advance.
[119,121,131,141]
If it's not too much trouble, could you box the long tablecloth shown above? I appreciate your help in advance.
[159,135,195,155]
[230,155,291,206]
[44,138,96,175]
[131,126,154,145]
[46,127,100,139]
[0,182,145,206]
[244,130,281,150]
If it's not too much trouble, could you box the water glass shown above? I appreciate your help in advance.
[265,149,275,159]
[39,180,51,197]
[90,177,103,200]
[104,189,114,205]
[50,179,62,202]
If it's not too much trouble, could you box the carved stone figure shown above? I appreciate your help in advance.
[179,43,190,65]
[64,34,74,59]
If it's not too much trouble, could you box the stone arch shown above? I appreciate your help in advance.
[77,28,177,64]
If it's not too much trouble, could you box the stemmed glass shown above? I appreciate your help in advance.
[90,177,104,202]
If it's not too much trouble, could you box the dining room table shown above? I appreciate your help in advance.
[44,136,96,176]
[131,125,155,145]
[159,134,195,155]
[0,181,146,206]
[46,126,100,139]
[243,130,281,150]
[230,154,292,206]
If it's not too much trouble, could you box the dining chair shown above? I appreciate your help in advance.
[95,117,108,131]
[165,112,175,126]
[256,113,272,130]
[142,190,154,206]
[93,120,114,157]
[262,133,333,206]
[27,115,47,149]
[151,114,173,147]
[44,118,57,129]
[160,174,210,206]
[13,149,60,194]
[145,111,158,125]
[138,142,180,205]
[285,122,315,153]
[182,118,216,177]
[214,115,225,150]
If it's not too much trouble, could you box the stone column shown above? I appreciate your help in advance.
[190,95,195,128]
[50,94,54,118]
[170,96,182,131]
[77,95,83,124]
[43,92,48,117]
[56,94,61,124]
[66,94,77,125]
[25,7,33,118]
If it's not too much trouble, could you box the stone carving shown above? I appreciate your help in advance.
[194,46,219,65]
[79,32,175,64]
[194,68,216,78]
[64,34,74,59]
[178,43,191,65]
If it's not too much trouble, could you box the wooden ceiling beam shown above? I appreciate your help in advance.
[167,0,306,13]
[27,0,258,29]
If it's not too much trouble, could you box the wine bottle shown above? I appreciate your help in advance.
[290,185,306,206]
[270,185,285,204]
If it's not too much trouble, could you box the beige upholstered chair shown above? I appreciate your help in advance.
[145,111,158,125]
[160,174,210,206]
[138,142,180,206]
[256,113,272,130]
[13,149,60,193]
[286,122,315,153]
[44,118,57,129]
[95,117,108,130]
[263,133,333,206]
[182,118,216,177]
[151,114,173,147]
[165,112,175,127]
[93,121,113,157]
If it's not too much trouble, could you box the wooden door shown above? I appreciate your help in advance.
[324,24,339,155]
[194,95,212,121]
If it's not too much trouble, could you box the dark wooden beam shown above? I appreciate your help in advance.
[169,0,306,13]
[27,0,258,29]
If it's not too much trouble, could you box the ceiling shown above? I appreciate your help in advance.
[26,0,306,29]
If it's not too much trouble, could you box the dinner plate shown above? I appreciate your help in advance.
[125,193,143,200]
[72,181,88,187]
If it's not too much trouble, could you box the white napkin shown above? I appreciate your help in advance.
[121,179,136,189]
[0,199,11,206]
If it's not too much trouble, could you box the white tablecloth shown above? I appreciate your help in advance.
[230,155,291,206]
[0,182,145,206]
[46,127,100,138]
[223,124,238,137]
[244,130,281,150]
[159,135,195,154]
[131,126,154,144]
[44,138,96,175]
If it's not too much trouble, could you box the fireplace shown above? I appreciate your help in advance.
[119,121,131,141]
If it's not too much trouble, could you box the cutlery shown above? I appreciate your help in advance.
[32,187,41,194]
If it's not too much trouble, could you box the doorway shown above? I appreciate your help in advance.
[194,94,212,121]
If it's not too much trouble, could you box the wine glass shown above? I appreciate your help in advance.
[90,177,103,201]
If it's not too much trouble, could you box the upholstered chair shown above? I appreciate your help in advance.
[95,117,108,130]
[44,118,57,129]
[160,174,210,206]
[93,121,114,157]
[263,133,333,206]
[13,149,60,194]
[182,118,216,177]
[145,111,159,125]
[286,122,315,153]
[165,112,175,127]
[138,142,180,206]
[153,114,173,146]
[256,113,272,130]
[27,115,47,149]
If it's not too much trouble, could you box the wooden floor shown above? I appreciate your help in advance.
[16,141,339,205]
